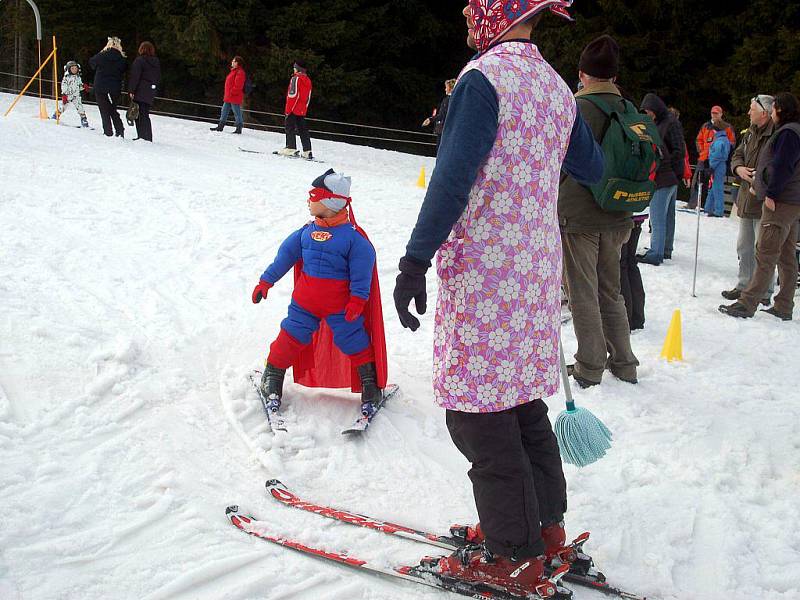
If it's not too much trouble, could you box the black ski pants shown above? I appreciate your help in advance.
[285,114,312,152]
[95,91,124,137]
[135,101,153,142]
[446,399,567,560]
[620,221,646,330]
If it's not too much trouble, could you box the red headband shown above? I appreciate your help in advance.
[308,187,351,204]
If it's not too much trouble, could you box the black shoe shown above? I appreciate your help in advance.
[260,363,286,411]
[115,131,124,138]
[721,288,741,300]
[636,253,661,266]
[760,307,792,321]
[232,125,242,134]
[210,125,224,132]
[718,302,755,319]
[566,364,600,389]
[611,371,638,384]
[664,252,672,260]
[357,362,382,413]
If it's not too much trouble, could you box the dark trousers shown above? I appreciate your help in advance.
[688,160,710,208]
[96,91,124,137]
[135,101,153,141]
[446,400,567,560]
[620,221,646,330]
[285,114,312,151]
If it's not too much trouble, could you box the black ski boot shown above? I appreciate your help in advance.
[357,362,382,417]
[260,363,286,413]
[210,124,224,132]
[232,124,242,134]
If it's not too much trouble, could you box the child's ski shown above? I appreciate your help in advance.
[249,371,287,432]
[341,384,400,435]
[262,480,648,599]
[226,505,570,600]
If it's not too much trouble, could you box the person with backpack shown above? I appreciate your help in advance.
[558,35,649,389]
[276,61,313,159]
[127,41,161,142]
[637,93,686,264]
[210,56,246,134]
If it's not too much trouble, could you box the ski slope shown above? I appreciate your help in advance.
[1,93,798,600]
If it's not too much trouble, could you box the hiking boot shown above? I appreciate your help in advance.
[260,363,286,412]
[760,307,792,321]
[357,362,382,416]
[276,147,299,157]
[232,124,242,134]
[721,288,741,300]
[566,364,599,388]
[718,302,755,319]
[301,150,314,160]
[210,124,224,132]
[636,253,661,266]
[432,545,566,599]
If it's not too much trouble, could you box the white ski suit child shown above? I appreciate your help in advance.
[56,61,89,127]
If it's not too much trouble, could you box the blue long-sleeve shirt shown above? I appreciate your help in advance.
[405,67,603,263]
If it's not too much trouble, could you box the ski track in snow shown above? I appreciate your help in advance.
[1,93,799,600]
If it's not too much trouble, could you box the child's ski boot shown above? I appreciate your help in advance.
[80,115,90,128]
[259,363,286,413]
[357,362,381,417]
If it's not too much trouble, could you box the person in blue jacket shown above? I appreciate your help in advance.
[251,169,387,415]
[706,127,732,217]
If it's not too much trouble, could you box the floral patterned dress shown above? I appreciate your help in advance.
[432,41,576,413]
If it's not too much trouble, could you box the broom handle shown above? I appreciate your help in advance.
[559,343,576,411]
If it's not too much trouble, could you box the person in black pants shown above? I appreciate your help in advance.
[128,41,161,142]
[89,37,127,137]
[619,215,646,330]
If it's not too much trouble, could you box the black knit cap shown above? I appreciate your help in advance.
[578,35,620,79]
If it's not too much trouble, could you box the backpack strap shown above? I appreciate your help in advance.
[578,94,623,144]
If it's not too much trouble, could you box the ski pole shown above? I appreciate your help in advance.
[691,171,703,297]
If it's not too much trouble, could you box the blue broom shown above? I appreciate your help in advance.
[554,344,612,467]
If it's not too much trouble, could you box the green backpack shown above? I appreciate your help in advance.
[580,95,663,213]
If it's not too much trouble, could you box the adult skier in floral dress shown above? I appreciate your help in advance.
[393,1,604,597]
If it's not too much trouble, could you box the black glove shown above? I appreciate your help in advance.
[394,255,430,332]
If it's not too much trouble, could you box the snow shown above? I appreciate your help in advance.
[1,93,799,600]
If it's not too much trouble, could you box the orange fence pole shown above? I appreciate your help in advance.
[3,47,56,117]
[53,35,59,122]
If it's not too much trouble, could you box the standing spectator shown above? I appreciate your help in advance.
[720,92,800,321]
[722,95,777,304]
[394,2,603,594]
[89,37,127,138]
[210,56,246,134]
[668,106,693,188]
[422,78,456,153]
[559,35,639,388]
[276,61,313,159]
[128,41,161,142]
[619,210,647,330]
[705,126,732,217]
[687,105,736,209]
[637,93,686,265]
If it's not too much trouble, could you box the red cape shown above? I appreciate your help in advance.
[291,224,388,392]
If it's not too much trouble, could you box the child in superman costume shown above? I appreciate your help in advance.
[251,169,388,415]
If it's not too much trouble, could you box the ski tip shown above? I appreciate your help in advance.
[265,479,287,491]
[225,505,240,515]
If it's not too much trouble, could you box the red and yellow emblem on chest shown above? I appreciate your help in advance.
[311,231,333,242]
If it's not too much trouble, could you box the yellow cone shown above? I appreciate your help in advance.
[416,166,427,188]
[660,309,683,362]
[39,99,49,120]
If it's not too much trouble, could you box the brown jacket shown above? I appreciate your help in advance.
[730,120,776,218]
[558,82,633,233]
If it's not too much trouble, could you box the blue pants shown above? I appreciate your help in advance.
[281,300,370,356]
[218,102,243,127]
[705,166,726,216]
[642,185,677,264]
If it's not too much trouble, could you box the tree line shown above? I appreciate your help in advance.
[1,0,798,153]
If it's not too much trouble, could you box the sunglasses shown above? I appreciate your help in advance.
[752,96,767,112]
